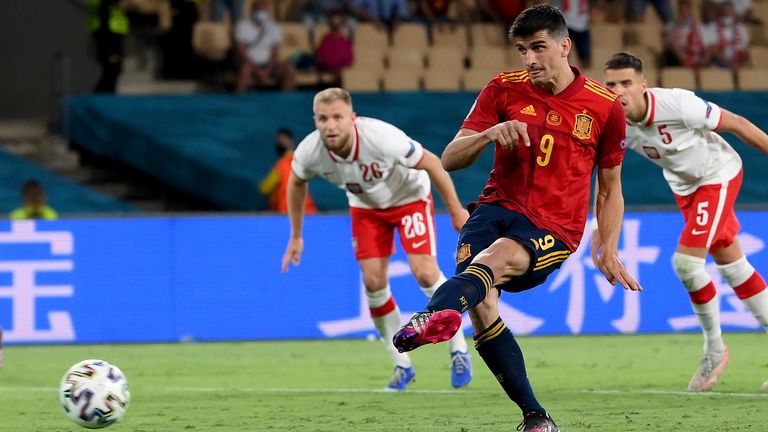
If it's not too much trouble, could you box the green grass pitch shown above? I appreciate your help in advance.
[1,333,767,431]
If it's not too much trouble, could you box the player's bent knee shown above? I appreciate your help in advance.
[474,238,530,277]
[362,274,388,291]
[412,268,439,288]
[672,252,710,292]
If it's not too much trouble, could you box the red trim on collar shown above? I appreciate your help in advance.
[353,124,360,161]
[644,91,656,127]
[327,149,340,162]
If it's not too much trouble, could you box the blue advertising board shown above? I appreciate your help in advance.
[0,211,766,344]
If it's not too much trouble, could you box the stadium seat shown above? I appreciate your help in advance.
[427,46,465,70]
[591,46,619,69]
[462,68,497,91]
[747,23,768,46]
[750,46,768,67]
[698,68,735,91]
[353,23,389,53]
[737,68,768,90]
[432,25,469,51]
[343,67,382,92]
[391,23,429,53]
[622,45,660,85]
[469,23,508,47]
[660,67,697,89]
[753,2,768,23]
[279,23,312,63]
[382,69,421,91]
[353,48,385,69]
[591,24,623,52]
[192,21,232,61]
[505,47,526,70]
[387,47,425,70]
[467,46,507,71]
[423,68,462,91]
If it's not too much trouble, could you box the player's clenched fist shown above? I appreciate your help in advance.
[483,120,531,149]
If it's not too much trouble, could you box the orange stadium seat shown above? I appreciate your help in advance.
[737,68,768,90]
[192,21,232,61]
[278,23,312,63]
[353,23,389,53]
[470,23,508,47]
[467,46,507,71]
[432,25,469,51]
[660,67,697,89]
[343,67,382,92]
[382,69,421,91]
[591,24,623,52]
[427,46,465,70]
[699,68,735,91]
[391,23,429,53]
[505,47,526,70]
[423,68,462,91]
[749,46,768,67]
[387,47,425,70]
[462,68,497,91]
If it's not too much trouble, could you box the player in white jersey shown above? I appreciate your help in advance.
[281,87,472,391]
[594,52,768,392]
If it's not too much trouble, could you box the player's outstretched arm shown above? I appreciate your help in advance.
[716,109,768,154]
[595,165,643,291]
[416,150,469,231]
[441,121,531,171]
[282,171,308,272]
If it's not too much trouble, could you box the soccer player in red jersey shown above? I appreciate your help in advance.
[393,5,642,431]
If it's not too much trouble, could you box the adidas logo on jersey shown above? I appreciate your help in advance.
[519,105,537,116]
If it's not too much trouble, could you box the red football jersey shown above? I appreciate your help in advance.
[462,67,626,251]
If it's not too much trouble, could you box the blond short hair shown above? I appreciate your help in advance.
[313,87,353,112]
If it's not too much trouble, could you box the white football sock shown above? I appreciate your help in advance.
[421,273,468,354]
[367,286,411,368]
[674,253,725,355]
[718,256,768,328]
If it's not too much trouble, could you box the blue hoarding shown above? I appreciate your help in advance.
[0,211,766,344]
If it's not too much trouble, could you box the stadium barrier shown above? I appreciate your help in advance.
[1,211,766,344]
[68,92,768,211]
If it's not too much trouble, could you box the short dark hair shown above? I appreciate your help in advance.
[277,127,293,138]
[509,5,568,41]
[604,52,644,73]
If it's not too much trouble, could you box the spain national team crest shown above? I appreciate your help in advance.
[572,111,593,140]
[456,243,471,264]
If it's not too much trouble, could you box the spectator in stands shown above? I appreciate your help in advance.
[234,0,296,92]
[353,0,411,30]
[477,0,526,28]
[10,180,58,220]
[416,0,470,42]
[557,0,592,68]
[711,0,762,24]
[315,10,355,83]
[89,0,132,93]
[259,128,317,214]
[300,0,356,32]
[702,0,750,69]
[626,0,674,23]
[662,0,707,67]
[210,0,245,22]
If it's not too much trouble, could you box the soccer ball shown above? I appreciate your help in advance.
[59,359,131,429]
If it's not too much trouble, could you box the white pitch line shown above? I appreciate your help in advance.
[583,389,768,398]
[163,387,498,395]
[3,386,766,398]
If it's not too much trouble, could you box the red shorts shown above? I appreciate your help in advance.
[675,170,742,252]
[350,196,437,260]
